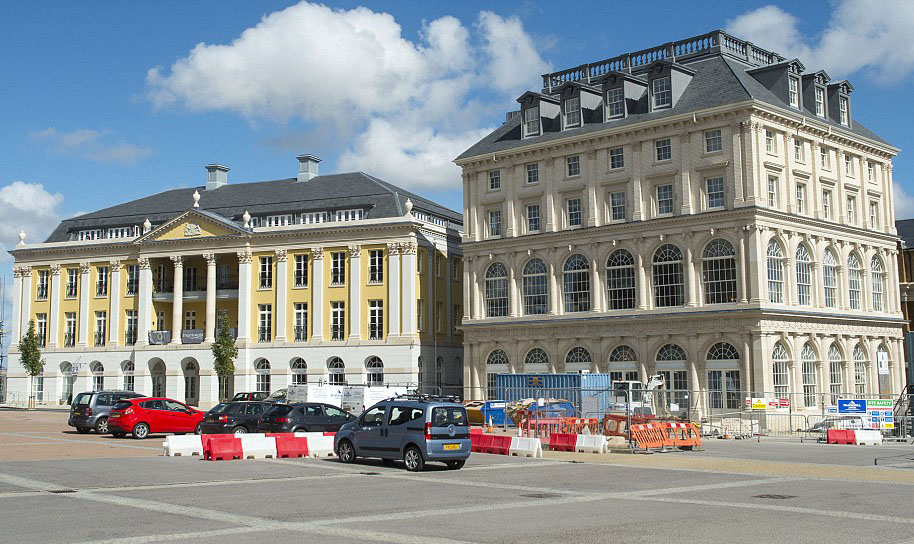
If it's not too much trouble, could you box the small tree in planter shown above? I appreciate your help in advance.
[211,314,238,401]
[18,320,45,409]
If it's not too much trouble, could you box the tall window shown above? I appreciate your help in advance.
[839,96,849,125]
[564,97,581,127]
[91,363,104,392]
[823,250,837,308]
[606,87,624,118]
[655,139,672,161]
[294,254,308,287]
[368,300,383,340]
[524,348,549,371]
[255,360,271,393]
[609,147,624,169]
[822,189,832,219]
[258,304,272,342]
[486,349,509,400]
[847,195,857,224]
[122,362,135,391]
[331,252,345,286]
[66,268,78,298]
[523,106,540,137]
[848,253,862,310]
[488,170,501,190]
[183,266,197,292]
[565,347,592,371]
[765,130,776,153]
[814,87,825,116]
[328,357,345,385]
[36,269,49,300]
[795,183,806,214]
[64,313,77,347]
[794,139,804,162]
[867,162,875,183]
[526,163,539,184]
[767,240,784,303]
[795,245,812,305]
[96,266,108,297]
[656,344,687,407]
[788,76,799,107]
[331,302,345,340]
[366,357,384,386]
[610,191,626,221]
[853,345,867,396]
[566,155,580,177]
[653,244,684,307]
[126,265,138,295]
[828,345,843,404]
[125,310,138,345]
[657,184,673,214]
[522,259,548,315]
[526,204,540,232]
[294,303,308,341]
[488,210,501,237]
[417,300,424,332]
[844,154,853,176]
[36,314,47,347]
[702,239,736,304]
[484,263,509,318]
[820,147,830,168]
[567,198,582,226]
[291,358,307,386]
[772,342,790,396]
[706,177,724,208]
[801,343,817,408]
[259,256,273,289]
[606,249,635,310]
[869,202,879,229]
[705,129,722,153]
[563,254,591,312]
[94,311,107,347]
[871,257,885,312]
[609,346,639,382]
[368,249,383,284]
[706,343,741,410]
[767,175,778,208]
[652,76,671,108]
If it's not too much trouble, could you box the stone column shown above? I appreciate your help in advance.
[347,245,361,341]
[273,249,288,342]
[731,123,745,205]
[108,260,121,346]
[632,142,644,221]
[137,258,152,346]
[445,249,453,342]
[11,267,23,341]
[77,263,90,347]
[387,243,401,338]
[548,259,558,315]
[170,256,183,344]
[236,248,252,342]
[401,241,418,337]
[679,130,693,215]
[684,241,697,307]
[48,265,61,347]
[468,263,479,320]
[426,246,434,335]
[309,247,323,341]
[738,230,749,304]
[586,150,599,227]
[749,226,765,303]
[591,253,604,312]
[204,253,217,343]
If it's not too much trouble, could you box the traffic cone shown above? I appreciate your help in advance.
[487,415,494,433]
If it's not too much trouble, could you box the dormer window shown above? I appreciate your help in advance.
[652,76,671,109]
[839,96,849,126]
[564,97,580,128]
[606,87,624,119]
[788,76,800,107]
[814,87,825,117]
[523,106,540,137]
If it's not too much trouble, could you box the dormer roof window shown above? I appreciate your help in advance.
[814,87,825,117]
[605,87,624,119]
[517,91,560,139]
[827,80,853,128]
[639,60,694,112]
[523,106,540,137]
[564,97,581,128]
[788,76,800,107]
[652,76,671,109]
[801,70,830,119]
[594,71,647,121]
[839,96,849,125]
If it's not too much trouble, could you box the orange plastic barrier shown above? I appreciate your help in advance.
[560,418,599,434]
[662,422,701,449]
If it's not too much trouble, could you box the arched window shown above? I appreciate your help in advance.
[848,253,862,310]
[524,348,550,370]
[608,345,638,382]
[771,342,789,396]
[655,344,687,407]
[801,343,817,408]
[366,357,383,386]
[255,359,271,393]
[871,257,885,312]
[565,347,592,371]
[485,263,508,317]
[823,249,838,308]
[795,245,812,305]
[328,357,345,386]
[486,349,509,400]
[877,344,890,384]
[486,349,509,366]
[606,250,635,310]
[767,240,784,303]
[657,344,686,362]
[522,259,548,315]
[702,239,737,304]
[853,344,867,396]
[706,342,740,410]
[122,361,135,392]
[91,362,104,392]
[61,362,75,403]
[653,245,684,307]
[291,358,307,386]
[707,342,739,361]
[563,254,591,312]
[828,344,843,404]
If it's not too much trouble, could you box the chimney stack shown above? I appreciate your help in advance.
[205,164,229,190]
[296,154,321,182]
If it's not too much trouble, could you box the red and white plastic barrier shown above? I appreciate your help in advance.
[163,435,204,456]
[826,429,883,446]
[548,433,607,454]
[469,430,542,458]
[509,436,543,458]
[168,432,336,461]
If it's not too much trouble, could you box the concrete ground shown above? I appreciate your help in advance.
[1,410,914,543]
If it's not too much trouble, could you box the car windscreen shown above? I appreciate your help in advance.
[264,404,294,417]
[113,401,133,411]
[208,403,230,414]
[431,406,468,427]
[74,393,92,406]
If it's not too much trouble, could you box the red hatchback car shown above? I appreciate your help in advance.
[108,398,205,439]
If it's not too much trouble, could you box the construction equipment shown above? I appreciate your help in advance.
[608,374,666,416]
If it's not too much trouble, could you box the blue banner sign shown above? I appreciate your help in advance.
[837,399,867,414]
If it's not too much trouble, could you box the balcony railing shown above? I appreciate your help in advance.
[94,331,106,347]
[331,326,344,341]
[126,281,138,295]
[36,286,48,300]
[258,328,272,343]
[294,326,307,342]
[259,275,273,289]
[293,273,307,288]
[217,277,239,289]
[96,282,108,297]
[38,335,46,348]
[125,330,137,346]
[64,333,75,347]
[65,285,77,298]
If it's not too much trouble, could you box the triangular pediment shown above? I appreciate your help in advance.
[135,209,250,244]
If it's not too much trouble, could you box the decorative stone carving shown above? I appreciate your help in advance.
[311,246,324,260]
[347,245,360,258]
[203,253,217,266]
[138,257,151,270]
[170,255,184,266]
[184,223,202,237]
[236,250,252,265]
[399,241,417,255]
[143,218,152,233]
[17,230,26,247]
[274,249,288,262]
[192,190,201,208]
[79,262,91,274]
[386,242,401,255]
[242,210,251,229]
[109,260,121,272]
[50,264,61,276]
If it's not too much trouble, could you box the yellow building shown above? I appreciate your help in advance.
[7,156,463,407]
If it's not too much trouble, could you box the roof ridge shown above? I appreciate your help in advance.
[360,172,403,215]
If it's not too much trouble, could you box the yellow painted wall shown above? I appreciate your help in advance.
[156,217,234,241]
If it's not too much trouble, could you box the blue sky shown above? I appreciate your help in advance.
[2,0,913,344]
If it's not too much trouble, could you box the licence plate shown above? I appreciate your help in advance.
[443,444,460,451]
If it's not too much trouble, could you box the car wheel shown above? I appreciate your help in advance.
[446,460,466,470]
[112,432,126,438]
[194,423,202,435]
[337,440,356,463]
[94,417,109,434]
[132,423,150,439]
[76,427,90,434]
[232,426,247,435]
[404,446,425,472]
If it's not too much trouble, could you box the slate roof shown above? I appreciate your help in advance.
[457,52,889,161]
[896,219,914,248]
[45,172,462,243]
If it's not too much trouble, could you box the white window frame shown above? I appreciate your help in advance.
[815,86,825,117]
[258,304,272,343]
[869,201,879,229]
[609,147,624,169]
[839,96,849,125]
[294,254,308,287]
[488,210,502,237]
[655,139,672,162]
[331,301,345,341]
[704,129,722,153]
[294,303,308,341]
[331,252,346,286]
[368,249,383,284]
[823,188,833,219]
[488,170,501,191]
[788,76,799,107]
[567,198,582,227]
[566,155,581,177]
[368,300,383,340]
[526,204,540,233]
[606,87,624,119]
[706,177,724,209]
[610,191,626,222]
[564,96,581,128]
[523,106,540,137]
[657,184,674,215]
[526,163,539,184]
[795,183,806,215]
[652,76,671,109]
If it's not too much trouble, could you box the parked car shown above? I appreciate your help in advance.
[199,401,270,434]
[231,392,269,401]
[334,395,471,472]
[108,397,205,439]
[68,390,145,434]
[256,403,354,433]
[265,388,287,403]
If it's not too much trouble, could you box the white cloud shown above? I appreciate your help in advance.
[30,128,152,165]
[146,2,550,191]
[727,1,914,82]
[894,183,914,220]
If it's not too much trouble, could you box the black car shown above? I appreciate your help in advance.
[257,403,354,433]
[68,390,145,433]
[198,401,271,435]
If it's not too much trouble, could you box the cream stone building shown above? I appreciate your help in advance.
[6,156,463,407]
[456,30,906,415]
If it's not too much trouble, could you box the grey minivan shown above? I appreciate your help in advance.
[334,395,471,472]
[69,390,145,433]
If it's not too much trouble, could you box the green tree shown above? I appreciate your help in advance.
[18,320,45,406]
[211,314,237,401]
